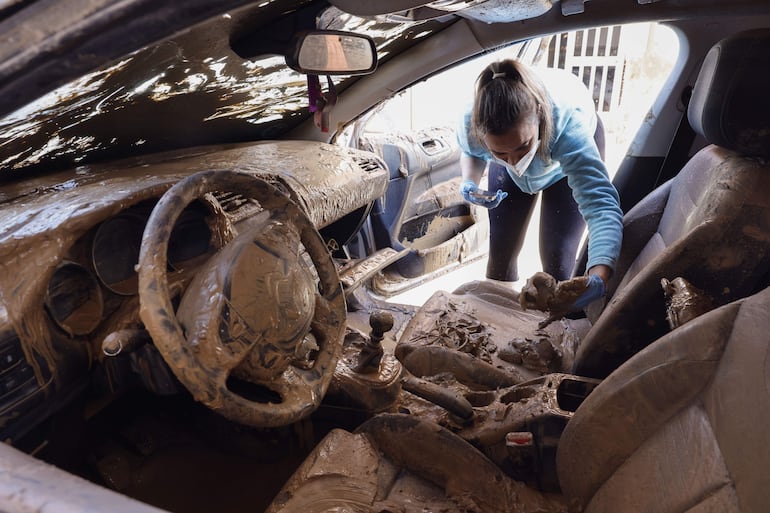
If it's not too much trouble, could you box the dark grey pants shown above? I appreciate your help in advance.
[485,165,585,282]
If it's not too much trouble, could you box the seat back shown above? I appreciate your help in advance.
[575,28,770,378]
[557,284,770,513]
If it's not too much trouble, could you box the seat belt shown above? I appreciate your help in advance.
[653,85,695,188]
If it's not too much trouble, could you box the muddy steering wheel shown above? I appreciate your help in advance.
[138,170,346,428]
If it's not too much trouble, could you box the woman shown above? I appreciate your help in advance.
[458,59,622,310]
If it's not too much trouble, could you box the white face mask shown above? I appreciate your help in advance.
[494,139,539,178]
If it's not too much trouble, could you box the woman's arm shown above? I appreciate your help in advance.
[588,263,612,284]
[551,110,623,275]
[460,153,486,184]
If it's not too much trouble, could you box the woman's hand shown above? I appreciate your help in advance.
[459,179,508,208]
[588,264,611,284]
[569,264,611,310]
[569,273,606,310]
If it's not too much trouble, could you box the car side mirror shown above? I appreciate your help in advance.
[287,30,377,75]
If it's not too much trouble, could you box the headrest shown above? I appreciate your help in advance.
[688,28,770,158]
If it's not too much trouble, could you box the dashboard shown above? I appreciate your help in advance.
[0,140,387,442]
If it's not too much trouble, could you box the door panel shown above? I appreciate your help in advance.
[362,126,488,292]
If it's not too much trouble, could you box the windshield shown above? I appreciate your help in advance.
[0,6,445,178]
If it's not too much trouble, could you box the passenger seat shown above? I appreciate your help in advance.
[575,28,770,377]
[558,283,770,512]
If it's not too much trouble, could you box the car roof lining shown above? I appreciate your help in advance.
[290,2,770,146]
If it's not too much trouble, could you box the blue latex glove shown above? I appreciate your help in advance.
[459,179,508,209]
[570,273,606,310]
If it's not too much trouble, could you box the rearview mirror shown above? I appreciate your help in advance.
[287,30,377,75]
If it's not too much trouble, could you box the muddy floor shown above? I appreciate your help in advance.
[33,391,364,513]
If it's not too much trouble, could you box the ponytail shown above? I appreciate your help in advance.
[471,59,553,162]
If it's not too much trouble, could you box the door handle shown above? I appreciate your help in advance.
[420,138,445,155]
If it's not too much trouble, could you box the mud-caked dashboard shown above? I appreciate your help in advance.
[0,140,387,443]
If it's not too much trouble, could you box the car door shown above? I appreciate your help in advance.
[341,25,677,297]
[340,40,544,296]
[357,121,488,296]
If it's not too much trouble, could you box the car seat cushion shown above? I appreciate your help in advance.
[576,151,770,377]
[559,286,770,512]
[612,145,748,296]
[700,297,770,513]
[585,405,737,513]
[655,147,728,244]
[557,300,740,506]
[611,231,665,295]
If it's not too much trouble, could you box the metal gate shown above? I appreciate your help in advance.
[545,26,626,113]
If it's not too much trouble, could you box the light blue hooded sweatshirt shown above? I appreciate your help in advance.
[457,67,623,272]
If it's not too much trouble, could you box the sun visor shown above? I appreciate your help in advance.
[449,0,553,23]
[328,0,553,23]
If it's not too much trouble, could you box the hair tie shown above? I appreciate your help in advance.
[491,71,506,79]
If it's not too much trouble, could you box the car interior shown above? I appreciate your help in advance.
[265,26,770,513]
[0,1,769,513]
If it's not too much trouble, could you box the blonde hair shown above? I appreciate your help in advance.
[471,59,553,162]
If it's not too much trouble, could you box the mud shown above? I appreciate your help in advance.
[413,301,496,363]
[397,282,590,390]
[499,335,561,374]
[138,170,348,428]
[337,247,409,294]
[661,276,714,329]
[0,7,422,172]
[267,414,568,513]
[0,141,384,431]
[519,271,591,327]
[402,214,474,250]
[401,372,474,420]
[44,260,104,336]
[330,326,403,412]
[432,0,552,22]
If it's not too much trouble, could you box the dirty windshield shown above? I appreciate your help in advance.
[0,7,441,178]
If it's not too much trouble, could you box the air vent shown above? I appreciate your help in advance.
[0,330,43,416]
[353,154,386,173]
[427,0,486,12]
[212,177,296,223]
[212,191,263,223]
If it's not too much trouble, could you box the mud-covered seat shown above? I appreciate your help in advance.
[396,279,591,387]
[265,413,567,513]
[267,284,770,513]
[557,284,770,512]
[575,28,770,377]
